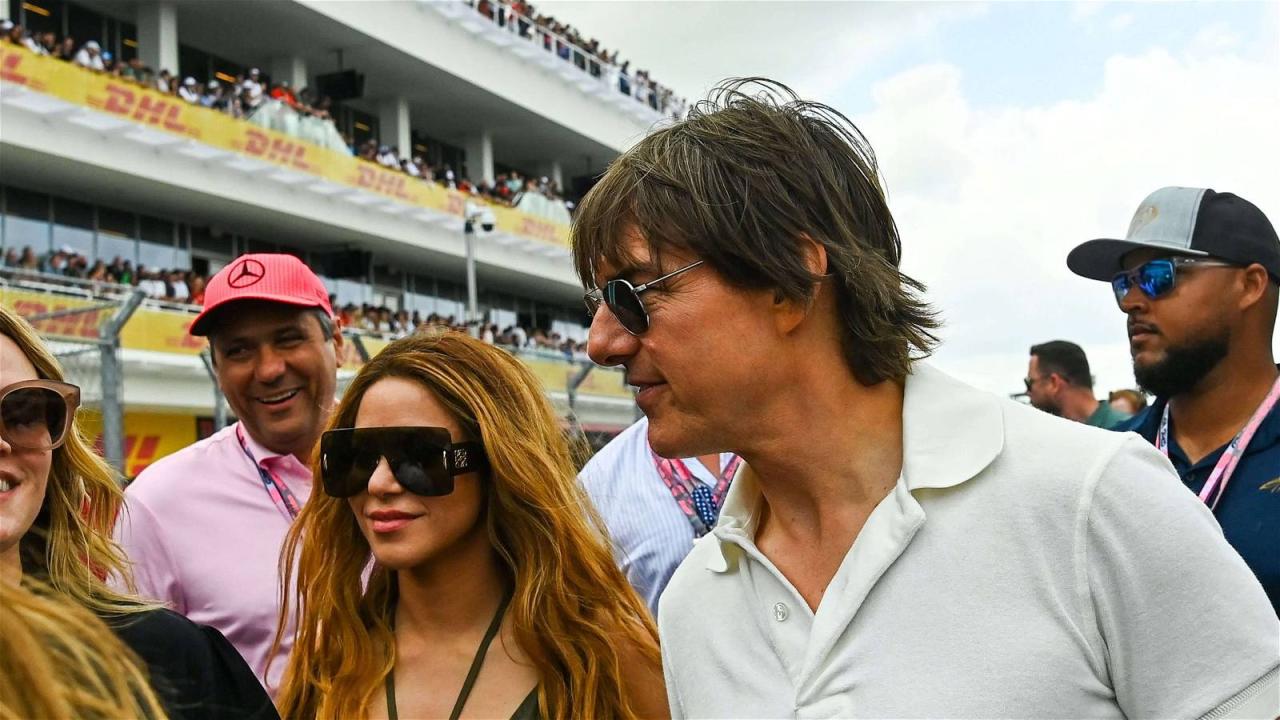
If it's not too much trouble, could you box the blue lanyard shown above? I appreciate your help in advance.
[235,425,302,521]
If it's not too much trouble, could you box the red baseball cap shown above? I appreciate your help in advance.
[189,253,334,337]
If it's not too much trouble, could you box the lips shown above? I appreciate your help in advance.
[1128,321,1159,340]
[367,508,421,534]
[256,388,300,406]
[0,471,19,493]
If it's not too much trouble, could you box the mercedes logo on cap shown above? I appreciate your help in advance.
[227,258,266,288]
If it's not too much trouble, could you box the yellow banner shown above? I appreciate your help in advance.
[0,286,206,354]
[77,410,198,478]
[0,46,569,247]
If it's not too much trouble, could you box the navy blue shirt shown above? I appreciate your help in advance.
[1117,399,1280,615]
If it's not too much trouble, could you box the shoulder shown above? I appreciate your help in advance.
[1110,403,1160,436]
[578,418,651,492]
[103,608,276,720]
[126,425,240,501]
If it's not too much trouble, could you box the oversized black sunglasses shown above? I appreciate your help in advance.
[1110,257,1238,307]
[320,426,488,498]
[0,379,80,451]
[584,260,705,335]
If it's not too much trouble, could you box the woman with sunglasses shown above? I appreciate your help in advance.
[275,331,666,720]
[0,306,276,720]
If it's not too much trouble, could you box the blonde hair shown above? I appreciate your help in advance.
[275,330,660,719]
[0,579,167,720]
[0,305,155,615]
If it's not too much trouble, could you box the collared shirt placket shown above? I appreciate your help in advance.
[711,480,929,718]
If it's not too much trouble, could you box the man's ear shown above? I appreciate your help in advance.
[775,234,828,307]
[1238,263,1271,312]
[798,233,829,279]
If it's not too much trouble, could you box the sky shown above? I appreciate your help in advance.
[539,0,1280,398]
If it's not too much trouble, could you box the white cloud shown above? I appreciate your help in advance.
[1071,1,1106,24]
[530,1,984,102]
[1108,12,1134,32]
[857,47,1280,395]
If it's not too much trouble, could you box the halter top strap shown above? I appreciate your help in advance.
[386,589,513,720]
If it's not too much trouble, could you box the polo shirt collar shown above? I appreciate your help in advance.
[235,423,310,480]
[706,361,1005,572]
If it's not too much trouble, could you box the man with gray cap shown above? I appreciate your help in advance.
[1068,186,1280,615]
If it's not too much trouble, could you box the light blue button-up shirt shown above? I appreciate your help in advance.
[579,417,737,615]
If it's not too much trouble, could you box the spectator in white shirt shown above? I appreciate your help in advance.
[178,77,201,104]
[201,80,221,108]
[576,78,1280,719]
[240,68,263,108]
[168,271,190,303]
[73,40,105,72]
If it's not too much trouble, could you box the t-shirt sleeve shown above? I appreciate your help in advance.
[112,492,186,613]
[109,609,277,720]
[1084,435,1280,718]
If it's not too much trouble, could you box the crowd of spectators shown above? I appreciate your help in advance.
[470,0,689,120]
[350,141,569,207]
[1,21,346,152]
[336,302,587,358]
[1,245,207,304]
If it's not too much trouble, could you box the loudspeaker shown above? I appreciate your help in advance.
[314,70,364,102]
[323,250,371,278]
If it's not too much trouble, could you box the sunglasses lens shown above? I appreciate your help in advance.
[1111,275,1130,305]
[1139,260,1176,299]
[1,387,68,450]
[321,427,456,498]
[605,281,648,334]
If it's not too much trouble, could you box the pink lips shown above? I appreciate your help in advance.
[367,509,419,534]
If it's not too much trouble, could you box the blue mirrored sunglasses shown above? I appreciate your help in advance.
[1110,257,1238,307]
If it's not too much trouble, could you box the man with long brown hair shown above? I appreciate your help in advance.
[574,78,1279,717]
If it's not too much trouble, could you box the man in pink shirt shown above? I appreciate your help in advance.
[114,254,343,700]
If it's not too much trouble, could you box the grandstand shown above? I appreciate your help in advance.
[0,0,651,474]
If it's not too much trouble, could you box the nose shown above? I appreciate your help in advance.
[586,305,641,368]
[253,346,287,384]
[366,457,404,498]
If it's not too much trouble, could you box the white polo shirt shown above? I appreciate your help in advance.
[659,363,1280,719]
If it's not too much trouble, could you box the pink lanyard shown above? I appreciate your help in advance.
[235,425,302,521]
[1156,374,1280,512]
[650,450,742,537]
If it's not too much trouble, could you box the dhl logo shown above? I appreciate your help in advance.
[165,318,206,351]
[8,299,104,340]
[0,48,47,91]
[87,83,197,137]
[518,216,559,243]
[242,129,312,171]
[354,165,415,201]
[92,433,163,477]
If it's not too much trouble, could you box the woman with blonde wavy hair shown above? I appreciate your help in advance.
[275,330,666,719]
[0,578,168,720]
[0,305,275,720]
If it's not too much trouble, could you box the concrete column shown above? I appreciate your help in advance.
[377,97,411,156]
[270,55,308,93]
[463,131,495,186]
[0,2,10,22]
[537,160,564,189]
[137,2,178,75]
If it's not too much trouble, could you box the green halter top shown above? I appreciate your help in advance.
[385,590,540,720]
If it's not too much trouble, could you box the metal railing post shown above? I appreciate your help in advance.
[97,289,145,474]
[199,349,228,432]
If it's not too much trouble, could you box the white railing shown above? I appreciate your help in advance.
[423,0,684,122]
